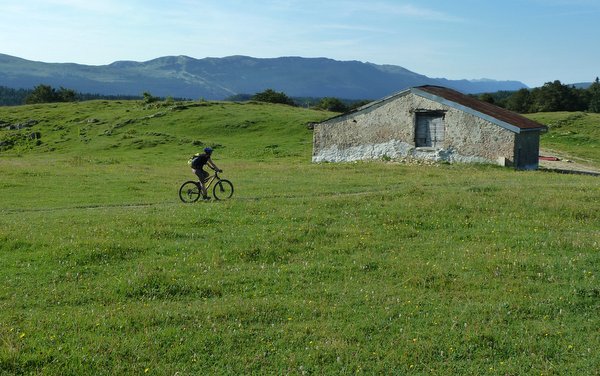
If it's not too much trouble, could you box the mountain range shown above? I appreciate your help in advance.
[0,53,528,100]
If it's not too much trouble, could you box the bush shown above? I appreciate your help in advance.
[251,89,296,106]
[316,97,348,112]
[143,92,159,104]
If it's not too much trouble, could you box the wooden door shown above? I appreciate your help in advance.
[416,114,444,147]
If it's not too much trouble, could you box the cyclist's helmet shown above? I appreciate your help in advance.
[204,147,213,154]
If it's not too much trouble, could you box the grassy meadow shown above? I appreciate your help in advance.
[1,100,599,375]
[527,111,600,165]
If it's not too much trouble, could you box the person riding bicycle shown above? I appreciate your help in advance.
[191,147,222,200]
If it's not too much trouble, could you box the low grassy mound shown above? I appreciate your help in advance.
[0,99,328,161]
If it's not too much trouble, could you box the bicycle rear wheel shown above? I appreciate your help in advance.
[212,179,234,200]
[179,181,201,203]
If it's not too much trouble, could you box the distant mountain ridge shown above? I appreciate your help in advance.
[0,53,528,100]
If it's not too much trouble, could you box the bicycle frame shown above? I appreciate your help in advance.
[201,171,220,189]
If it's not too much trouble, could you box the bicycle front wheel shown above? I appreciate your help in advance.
[179,181,201,203]
[213,179,234,200]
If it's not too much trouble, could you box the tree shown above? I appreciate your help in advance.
[506,88,533,113]
[588,77,600,113]
[142,92,159,104]
[530,80,585,112]
[316,97,348,112]
[0,85,30,105]
[25,84,56,104]
[251,89,295,106]
[479,93,495,104]
[57,87,76,102]
[503,77,600,113]
[25,84,76,104]
[533,81,566,112]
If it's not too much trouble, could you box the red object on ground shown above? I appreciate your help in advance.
[539,156,560,161]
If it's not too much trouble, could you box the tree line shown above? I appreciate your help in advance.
[233,82,600,114]
[0,86,31,106]
[4,80,600,114]
[479,78,600,113]
[1,85,366,111]
[0,84,143,106]
[228,88,370,112]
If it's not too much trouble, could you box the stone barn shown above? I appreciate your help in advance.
[312,85,548,170]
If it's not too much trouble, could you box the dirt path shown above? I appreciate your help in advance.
[539,148,600,176]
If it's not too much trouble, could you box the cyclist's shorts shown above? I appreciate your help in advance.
[193,169,209,182]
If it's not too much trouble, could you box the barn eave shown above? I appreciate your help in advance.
[410,88,524,134]
[318,86,547,135]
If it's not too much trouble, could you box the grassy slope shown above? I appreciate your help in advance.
[1,102,599,374]
[527,112,600,166]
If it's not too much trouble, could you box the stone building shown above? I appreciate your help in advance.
[312,85,547,170]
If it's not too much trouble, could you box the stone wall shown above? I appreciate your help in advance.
[313,92,517,165]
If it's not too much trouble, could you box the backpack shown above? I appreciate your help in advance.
[188,153,201,169]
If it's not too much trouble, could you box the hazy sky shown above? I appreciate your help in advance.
[1,0,598,87]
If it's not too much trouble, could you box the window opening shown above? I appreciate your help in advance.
[415,112,445,147]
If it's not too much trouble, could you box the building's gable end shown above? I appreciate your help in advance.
[319,89,412,126]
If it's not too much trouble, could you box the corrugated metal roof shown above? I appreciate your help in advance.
[414,85,547,132]
[319,85,548,134]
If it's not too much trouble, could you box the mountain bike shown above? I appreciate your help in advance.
[179,170,234,203]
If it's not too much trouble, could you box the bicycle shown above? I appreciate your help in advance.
[179,169,234,203]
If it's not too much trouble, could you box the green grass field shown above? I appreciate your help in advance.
[1,100,599,374]
[527,112,600,165]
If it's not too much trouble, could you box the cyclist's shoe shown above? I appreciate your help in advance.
[202,195,211,201]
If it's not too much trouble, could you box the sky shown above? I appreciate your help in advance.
[1,0,599,88]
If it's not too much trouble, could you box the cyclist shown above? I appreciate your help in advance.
[191,147,222,200]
